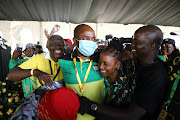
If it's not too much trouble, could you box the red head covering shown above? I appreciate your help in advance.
[64,39,73,45]
[38,87,80,120]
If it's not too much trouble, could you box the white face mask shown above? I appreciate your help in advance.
[76,39,97,56]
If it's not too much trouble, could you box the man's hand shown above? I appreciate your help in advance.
[12,49,22,60]
[78,96,93,115]
[33,69,53,87]
[49,25,60,37]
[121,49,134,62]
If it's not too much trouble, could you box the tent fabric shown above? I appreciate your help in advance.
[0,0,180,27]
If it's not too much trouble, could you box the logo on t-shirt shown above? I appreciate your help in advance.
[93,65,99,72]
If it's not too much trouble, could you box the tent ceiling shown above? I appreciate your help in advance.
[0,0,180,27]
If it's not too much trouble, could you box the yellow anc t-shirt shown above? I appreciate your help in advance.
[19,52,63,87]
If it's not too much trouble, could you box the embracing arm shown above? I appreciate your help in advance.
[7,67,53,87]
[79,96,146,120]
[7,67,31,81]
[95,102,146,120]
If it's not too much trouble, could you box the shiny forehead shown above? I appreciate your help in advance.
[135,25,163,39]
[134,25,163,46]
[74,24,95,38]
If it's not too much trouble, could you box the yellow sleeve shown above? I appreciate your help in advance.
[18,54,39,69]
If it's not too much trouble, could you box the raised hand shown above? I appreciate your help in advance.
[12,49,22,60]
[50,25,60,37]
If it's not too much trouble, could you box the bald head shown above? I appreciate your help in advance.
[132,25,163,64]
[135,25,163,49]
[74,24,95,39]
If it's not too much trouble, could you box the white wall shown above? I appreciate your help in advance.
[0,21,180,53]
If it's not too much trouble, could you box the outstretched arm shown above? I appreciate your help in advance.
[7,67,31,81]
[7,67,53,87]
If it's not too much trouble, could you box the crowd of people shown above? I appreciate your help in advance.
[0,23,179,120]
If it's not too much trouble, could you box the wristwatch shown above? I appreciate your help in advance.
[91,104,98,111]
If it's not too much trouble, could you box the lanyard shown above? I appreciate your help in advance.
[73,57,93,94]
[167,70,180,104]
[49,60,60,81]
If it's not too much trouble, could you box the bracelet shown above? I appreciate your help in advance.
[30,69,34,76]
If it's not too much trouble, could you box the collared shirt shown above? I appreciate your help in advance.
[19,52,63,87]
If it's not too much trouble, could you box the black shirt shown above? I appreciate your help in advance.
[134,60,168,120]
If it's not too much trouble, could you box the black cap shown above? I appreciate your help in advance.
[162,38,175,45]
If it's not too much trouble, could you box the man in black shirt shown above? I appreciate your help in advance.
[78,25,168,120]
[131,25,168,119]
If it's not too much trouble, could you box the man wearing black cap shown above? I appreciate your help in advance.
[161,38,175,55]
[159,38,180,119]
[159,38,179,62]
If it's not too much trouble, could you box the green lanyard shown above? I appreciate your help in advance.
[167,70,180,105]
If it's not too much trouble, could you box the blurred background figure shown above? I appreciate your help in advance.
[95,39,108,53]
[9,43,37,98]
[64,38,73,54]
[34,44,43,54]
[105,34,113,44]
[159,38,179,62]
[161,38,175,55]
[23,43,35,59]
[34,41,44,54]
[9,43,35,71]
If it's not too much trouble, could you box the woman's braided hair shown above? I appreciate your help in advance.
[101,37,124,60]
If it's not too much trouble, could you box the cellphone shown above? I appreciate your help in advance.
[16,44,23,52]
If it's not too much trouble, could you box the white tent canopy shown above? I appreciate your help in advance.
[0,0,180,27]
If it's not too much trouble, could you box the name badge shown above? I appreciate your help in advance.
[157,109,174,120]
